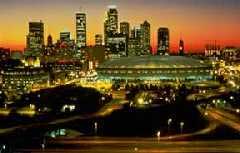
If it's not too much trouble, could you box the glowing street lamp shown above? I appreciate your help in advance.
[0,144,6,153]
[180,122,184,134]
[230,96,234,100]
[156,131,161,141]
[94,122,98,135]
[167,118,172,134]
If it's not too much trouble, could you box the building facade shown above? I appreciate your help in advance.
[97,56,213,83]
[204,43,221,58]
[95,34,103,46]
[26,21,44,57]
[222,46,238,61]
[0,67,49,93]
[120,22,130,37]
[76,12,87,49]
[179,39,185,56]
[0,48,10,61]
[104,5,118,46]
[106,33,127,58]
[140,21,151,55]
[128,21,150,56]
[157,27,169,55]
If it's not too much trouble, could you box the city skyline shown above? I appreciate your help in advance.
[0,0,240,53]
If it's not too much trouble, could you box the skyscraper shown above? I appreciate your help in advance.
[95,34,103,46]
[76,12,86,49]
[120,22,130,56]
[128,21,151,56]
[179,38,185,56]
[157,27,169,55]
[128,26,142,56]
[120,22,130,37]
[26,21,44,56]
[104,5,118,46]
[140,21,150,55]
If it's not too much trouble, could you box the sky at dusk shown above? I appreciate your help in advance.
[0,0,240,53]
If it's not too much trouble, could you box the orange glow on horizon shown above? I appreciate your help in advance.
[0,1,240,53]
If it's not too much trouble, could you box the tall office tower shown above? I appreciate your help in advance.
[120,22,130,37]
[128,26,142,56]
[95,34,103,46]
[135,26,142,39]
[130,26,141,39]
[130,28,135,39]
[157,27,169,55]
[76,12,86,48]
[104,5,118,46]
[179,38,185,56]
[120,22,130,56]
[140,21,150,54]
[26,21,44,56]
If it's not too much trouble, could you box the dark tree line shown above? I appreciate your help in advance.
[17,84,111,114]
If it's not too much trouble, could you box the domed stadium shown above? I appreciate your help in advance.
[97,56,213,82]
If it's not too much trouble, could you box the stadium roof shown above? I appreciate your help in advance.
[98,56,212,69]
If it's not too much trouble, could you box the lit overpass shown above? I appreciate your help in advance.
[186,86,231,102]
[205,107,240,132]
[16,139,240,153]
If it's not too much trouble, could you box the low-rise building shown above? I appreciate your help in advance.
[0,67,49,93]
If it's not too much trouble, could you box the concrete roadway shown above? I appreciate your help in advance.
[16,139,240,153]
[0,99,126,135]
[206,107,240,132]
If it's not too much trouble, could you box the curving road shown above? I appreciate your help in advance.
[17,139,240,153]
[206,107,240,132]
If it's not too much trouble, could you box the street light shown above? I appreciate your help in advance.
[0,144,6,153]
[94,122,98,135]
[180,122,184,134]
[230,96,234,100]
[156,131,161,141]
[167,118,172,134]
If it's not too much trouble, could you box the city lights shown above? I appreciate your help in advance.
[0,1,240,152]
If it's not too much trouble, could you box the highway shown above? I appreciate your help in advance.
[0,88,127,135]
[206,107,240,132]
[2,88,240,153]
[186,86,230,102]
[16,139,240,153]
[0,98,125,135]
